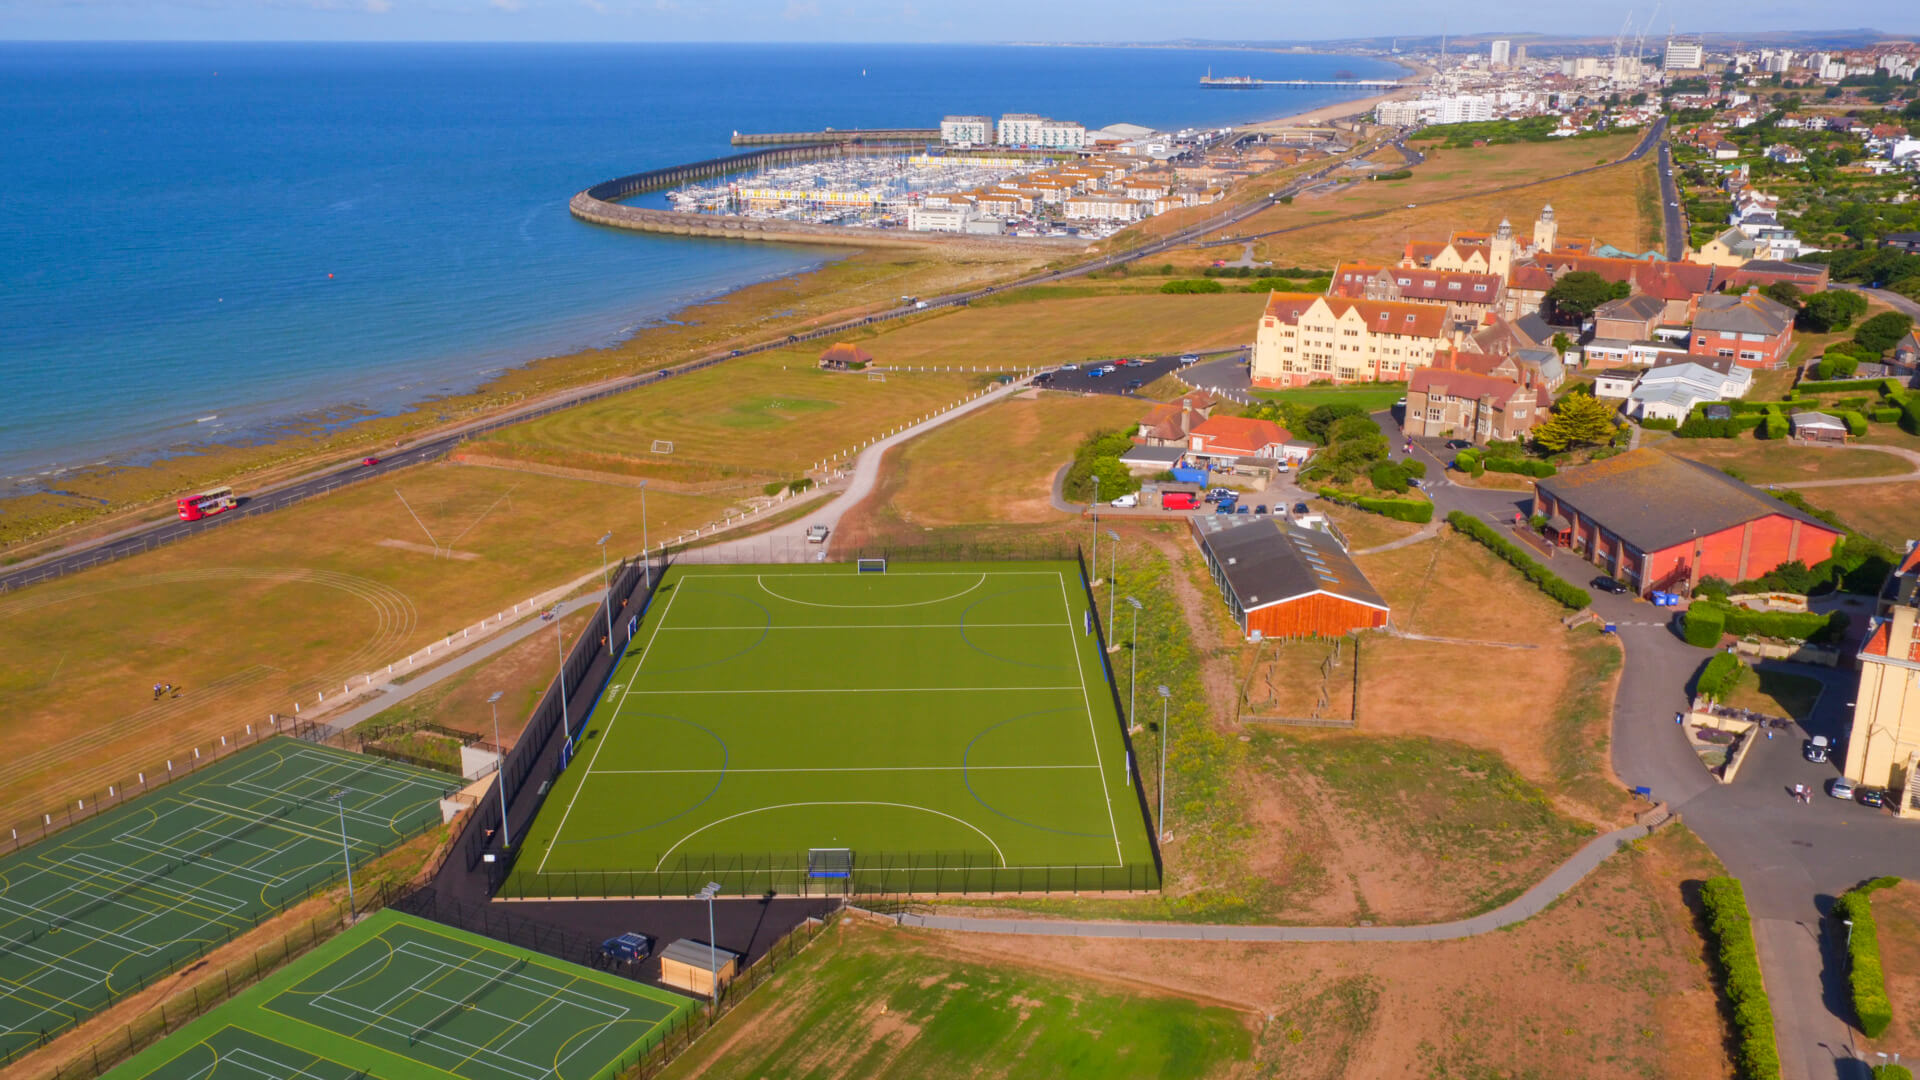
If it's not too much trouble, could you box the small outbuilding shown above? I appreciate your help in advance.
[1190,516,1389,640]
[657,939,739,998]
[1118,444,1186,476]
[818,342,874,370]
[1789,411,1848,443]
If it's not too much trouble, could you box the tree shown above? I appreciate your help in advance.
[1544,271,1631,323]
[1760,281,1804,309]
[1551,332,1572,357]
[1532,392,1622,453]
[1855,311,1915,355]
[1799,289,1869,333]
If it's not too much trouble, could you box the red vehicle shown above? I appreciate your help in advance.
[361,457,381,467]
[1161,491,1198,511]
[176,485,237,522]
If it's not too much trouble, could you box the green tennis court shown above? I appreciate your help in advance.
[0,739,456,1063]
[102,910,693,1080]
[505,561,1157,898]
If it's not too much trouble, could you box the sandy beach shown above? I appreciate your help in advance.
[1240,57,1430,133]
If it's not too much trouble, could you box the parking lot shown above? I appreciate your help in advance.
[1038,348,1244,397]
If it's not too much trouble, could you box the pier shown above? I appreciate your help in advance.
[730,128,941,146]
[1200,76,1405,89]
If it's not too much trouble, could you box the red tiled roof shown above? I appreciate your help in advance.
[1189,415,1291,455]
[1409,367,1531,406]
[1393,269,1503,303]
[1860,621,1920,661]
[819,342,873,366]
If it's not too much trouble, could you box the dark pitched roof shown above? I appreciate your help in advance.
[1196,518,1387,613]
[1693,292,1792,336]
[1595,294,1666,322]
[1534,450,1843,553]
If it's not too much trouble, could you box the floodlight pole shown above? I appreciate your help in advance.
[597,531,614,652]
[1156,686,1171,842]
[330,789,356,915]
[555,615,571,746]
[1106,530,1120,648]
[697,882,723,1008]
[489,691,509,848]
[1090,475,1101,585]
[639,481,651,590]
[1126,597,1143,731]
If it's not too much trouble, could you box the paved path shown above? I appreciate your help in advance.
[1351,520,1442,555]
[891,824,1645,941]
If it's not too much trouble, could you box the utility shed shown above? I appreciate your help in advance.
[657,939,739,998]
[1190,516,1389,640]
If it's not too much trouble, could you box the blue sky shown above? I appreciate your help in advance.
[3,0,1911,42]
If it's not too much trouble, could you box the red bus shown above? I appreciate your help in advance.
[177,485,237,521]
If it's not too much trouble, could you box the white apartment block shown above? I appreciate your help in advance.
[906,205,974,233]
[1489,39,1512,67]
[1434,95,1494,124]
[940,115,991,147]
[997,113,1088,150]
[1376,99,1423,126]
[1664,41,1705,70]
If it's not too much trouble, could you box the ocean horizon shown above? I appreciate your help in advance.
[0,42,1404,484]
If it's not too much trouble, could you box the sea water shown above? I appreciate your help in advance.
[0,42,1402,480]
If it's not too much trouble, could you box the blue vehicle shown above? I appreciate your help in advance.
[1087,367,1106,378]
[600,932,653,963]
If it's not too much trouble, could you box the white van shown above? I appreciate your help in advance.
[1110,494,1138,509]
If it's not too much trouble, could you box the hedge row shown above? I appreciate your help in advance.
[1318,488,1434,524]
[1678,414,1766,439]
[1874,407,1903,424]
[1836,410,1871,437]
[1794,377,1908,396]
[1700,876,1782,1080]
[1453,448,1487,477]
[1696,652,1746,701]
[1875,1066,1914,1080]
[1445,512,1592,609]
[1684,605,1727,647]
[1836,878,1902,1038]
[1485,456,1556,478]
[1726,603,1846,644]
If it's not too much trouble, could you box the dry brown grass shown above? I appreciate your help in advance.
[1868,880,1920,1052]
[1800,480,1920,548]
[1664,441,1913,486]
[1317,503,1426,551]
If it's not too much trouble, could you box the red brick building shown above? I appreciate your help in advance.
[1191,516,1389,640]
[1532,450,1845,595]
[1688,289,1796,368]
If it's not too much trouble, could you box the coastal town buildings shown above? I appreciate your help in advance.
[1844,546,1920,810]
[1250,293,1450,388]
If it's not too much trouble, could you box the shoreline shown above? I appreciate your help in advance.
[0,52,1406,552]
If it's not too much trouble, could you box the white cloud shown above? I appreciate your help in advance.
[783,0,818,18]
[361,0,390,13]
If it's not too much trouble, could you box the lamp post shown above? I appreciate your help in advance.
[597,531,614,651]
[489,691,509,847]
[639,481,650,590]
[1844,918,1855,948]
[555,611,571,746]
[1155,686,1171,842]
[696,881,723,1008]
[1106,529,1120,649]
[1090,475,1101,585]
[329,789,356,915]
[1125,597,1143,731]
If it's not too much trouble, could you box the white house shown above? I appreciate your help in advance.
[1623,359,1755,422]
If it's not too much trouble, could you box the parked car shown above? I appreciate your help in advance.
[1110,493,1138,508]
[1161,491,1198,510]
[806,524,830,544]
[1125,378,1144,390]
[1858,787,1887,808]
[1088,367,1106,378]
[1293,502,1309,515]
[361,456,381,467]
[1444,439,1472,450]
[1395,397,1407,408]
[1178,354,1199,366]
[1254,504,1269,515]
[600,932,653,963]
[1060,363,1079,371]
[1591,576,1629,595]
[1829,777,1856,800]
[1805,735,1831,764]
[1236,505,1251,514]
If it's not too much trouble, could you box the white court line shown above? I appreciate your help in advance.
[536,581,685,875]
[299,996,551,1080]
[677,570,1059,579]
[597,764,1099,774]
[653,801,1008,871]
[222,1048,343,1080]
[623,685,1081,695]
[1054,571,1123,865]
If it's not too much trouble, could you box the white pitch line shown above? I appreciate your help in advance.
[623,686,1082,695]
[536,582,684,875]
[596,764,1100,774]
[756,573,986,609]
[657,622,1062,631]
[676,570,1059,579]
[1055,571,1123,865]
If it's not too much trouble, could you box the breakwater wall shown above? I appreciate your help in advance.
[730,128,941,146]
[570,142,1085,252]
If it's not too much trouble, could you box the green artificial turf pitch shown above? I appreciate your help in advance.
[506,561,1157,898]
[101,909,692,1080]
[0,740,455,1063]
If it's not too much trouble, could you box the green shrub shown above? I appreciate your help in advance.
[1321,488,1433,523]
[1836,410,1870,437]
[1699,876,1782,1080]
[1678,414,1766,438]
[1874,1065,1913,1080]
[1444,512,1591,609]
[1873,407,1903,424]
[1836,888,1894,1038]
[1796,377,1905,396]
[1484,457,1557,478]
[787,477,814,495]
[1401,458,1427,479]
[1684,605,1727,647]
[1368,460,1411,494]
[1696,652,1747,701]
[1761,414,1790,439]
[1690,601,1847,643]
[763,481,786,496]
[1452,448,1483,475]
[1640,416,1679,430]
[1835,396,1873,412]
[1815,354,1861,380]
[1160,278,1225,295]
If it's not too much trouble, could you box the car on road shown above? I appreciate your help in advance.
[1032,372,1053,385]
[1059,363,1078,370]
[1829,777,1856,800]
[600,932,652,963]
[1125,378,1144,390]
[361,457,381,467]
[1110,493,1138,508]
[1178,354,1199,366]
[806,524,830,544]
[1858,787,1887,808]
[1444,439,1472,450]
[1805,735,1832,763]
[1591,576,1629,595]
[1293,501,1309,515]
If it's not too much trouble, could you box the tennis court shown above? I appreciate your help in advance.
[505,560,1157,898]
[0,739,455,1063]
[103,910,692,1080]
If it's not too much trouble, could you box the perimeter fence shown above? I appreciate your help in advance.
[500,852,1161,900]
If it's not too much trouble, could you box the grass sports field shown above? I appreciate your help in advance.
[506,561,1156,898]
[0,740,454,1062]
[102,909,692,1080]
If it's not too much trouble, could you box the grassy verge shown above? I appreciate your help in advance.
[1549,629,1633,818]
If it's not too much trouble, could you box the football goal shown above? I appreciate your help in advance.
[807,848,854,879]
[866,370,886,382]
[650,440,674,455]
[856,557,887,574]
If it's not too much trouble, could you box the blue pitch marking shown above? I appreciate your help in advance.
[958,586,1073,671]
[961,708,1110,839]
[551,711,730,847]
[634,589,773,674]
